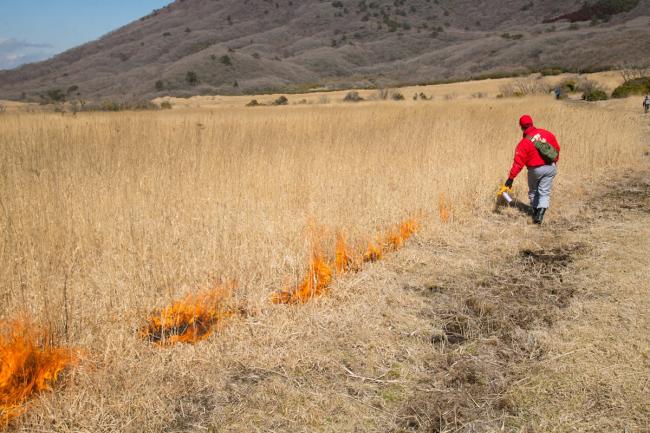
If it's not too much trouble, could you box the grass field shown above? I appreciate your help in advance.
[0,75,648,431]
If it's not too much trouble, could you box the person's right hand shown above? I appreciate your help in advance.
[504,178,513,189]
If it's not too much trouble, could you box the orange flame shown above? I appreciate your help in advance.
[0,320,76,426]
[140,285,234,345]
[385,230,403,251]
[363,240,383,262]
[272,251,333,304]
[438,193,451,223]
[335,231,355,274]
[374,219,418,256]
[399,219,418,241]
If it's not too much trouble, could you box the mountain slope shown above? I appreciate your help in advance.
[1,0,649,100]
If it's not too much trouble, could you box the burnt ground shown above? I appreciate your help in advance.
[385,169,650,433]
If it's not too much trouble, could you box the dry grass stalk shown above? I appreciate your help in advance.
[335,231,355,274]
[438,193,451,223]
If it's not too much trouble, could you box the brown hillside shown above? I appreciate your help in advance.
[1,0,649,100]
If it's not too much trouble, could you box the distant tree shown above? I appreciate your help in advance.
[46,89,66,102]
[273,96,289,105]
[220,55,232,66]
[66,85,79,94]
[185,71,198,86]
[343,91,364,102]
[155,80,165,91]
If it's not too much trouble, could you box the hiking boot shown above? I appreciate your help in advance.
[533,208,546,224]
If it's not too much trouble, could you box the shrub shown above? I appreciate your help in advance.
[160,101,173,109]
[0,104,6,113]
[318,95,330,104]
[246,99,260,107]
[375,88,390,100]
[343,91,364,102]
[559,78,578,93]
[220,55,232,66]
[582,89,609,101]
[273,96,288,106]
[66,85,79,94]
[155,80,164,91]
[186,71,198,86]
[611,76,650,98]
[81,100,160,112]
[578,79,609,101]
[46,89,66,102]
[540,67,565,76]
[390,91,405,101]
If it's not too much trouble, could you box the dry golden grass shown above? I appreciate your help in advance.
[150,71,627,109]
[0,81,647,431]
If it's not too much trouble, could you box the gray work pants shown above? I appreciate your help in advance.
[527,163,557,209]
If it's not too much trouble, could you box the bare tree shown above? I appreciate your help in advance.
[499,77,550,97]
[618,62,649,83]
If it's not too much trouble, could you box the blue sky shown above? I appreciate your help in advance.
[0,0,170,70]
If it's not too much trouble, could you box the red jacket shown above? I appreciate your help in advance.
[509,126,560,179]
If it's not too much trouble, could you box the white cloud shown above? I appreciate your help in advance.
[0,38,54,70]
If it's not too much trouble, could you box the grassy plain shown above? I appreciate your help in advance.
[0,74,647,431]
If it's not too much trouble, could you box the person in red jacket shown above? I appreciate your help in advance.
[504,115,560,224]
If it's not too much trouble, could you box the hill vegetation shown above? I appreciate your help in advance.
[0,0,649,101]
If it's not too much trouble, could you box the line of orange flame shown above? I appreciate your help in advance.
[0,320,77,427]
[273,218,418,304]
[142,218,419,343]
[139,284,234,346]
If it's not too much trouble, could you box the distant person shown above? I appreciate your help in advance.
[554,87,562,100]
[504,115,560,225]
[644,95,649,114]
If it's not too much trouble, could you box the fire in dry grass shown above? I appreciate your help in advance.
[140,285,234,345]
[439,193,451,223]
[274,218,417,304]
[272,251,333,304]
[399,219,418,241]
[335,231,356,274]
[0,320,76,426]
[372,218,419,257]
[363,240,383,263]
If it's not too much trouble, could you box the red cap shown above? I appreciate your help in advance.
[519,115,533,128]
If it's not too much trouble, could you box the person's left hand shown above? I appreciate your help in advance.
[504,178,513,188]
